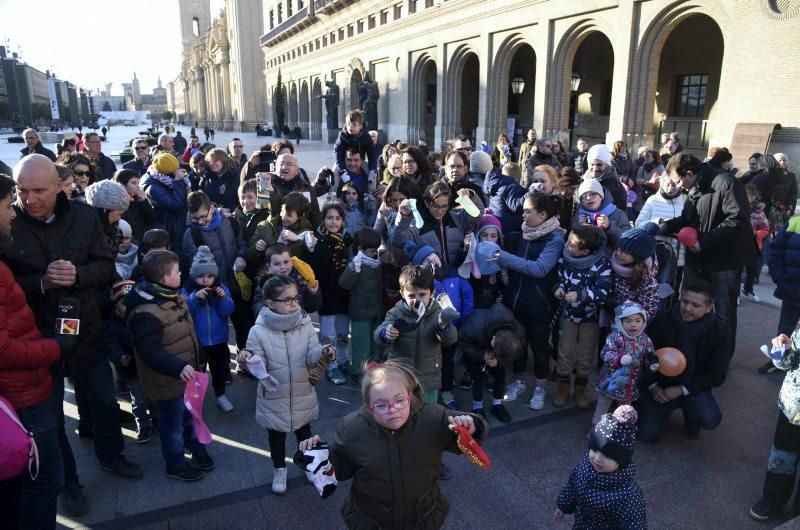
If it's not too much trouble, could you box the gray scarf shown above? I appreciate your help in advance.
[561,246,604,270]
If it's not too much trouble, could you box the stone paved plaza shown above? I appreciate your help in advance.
[1,127,797,529]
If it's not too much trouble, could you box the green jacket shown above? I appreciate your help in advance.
[246,217,313,270]
[374,299,456,393]
[338,259,383,321]
[330,384,488,529]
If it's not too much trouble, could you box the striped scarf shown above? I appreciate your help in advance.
[322,226,348,271]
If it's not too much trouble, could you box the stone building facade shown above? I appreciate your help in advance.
[168,0,266,132]
[256,0,800,164]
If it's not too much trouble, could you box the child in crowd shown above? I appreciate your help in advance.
[338,227,383,383]
[609,223,660,320]
[467,211,509,310]
[106,280,153,443]
[339,181,377,237]
[182,246,236,412]
[126,250,213,482]
[751,329,800,521]
[593,302,655,428]
[237,275,333,495]
[333,109,377,181]
[251,243,322,315]
[556,405,647,528]
[456,302,525,422]
[312,202,355,385]
[298,361,488,528]
[742,183,771,302]
[573,179,630,254]
[406,242,473,409]
[115,219,139,280]
[375,265,458,405]
[131,228,171,281]
[115,168,155,244]
[235,178,277,281]
[247,191,315,269]
[553,224,612,410]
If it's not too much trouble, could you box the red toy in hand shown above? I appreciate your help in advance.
[677,227,698,247]
[449,424,491,470]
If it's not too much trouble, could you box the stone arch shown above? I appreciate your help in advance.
[299,80,310,139]
[622,0,733,146]
[487,33,537,147]
[408,53,437,145]
[310,78,323,140]
[544,20,616,139]
[289,82,299,129]
[344,57,367,114]
[442,44,480,141]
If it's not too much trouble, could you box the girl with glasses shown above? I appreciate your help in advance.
[298,360,488,529]
[237,275,335,495]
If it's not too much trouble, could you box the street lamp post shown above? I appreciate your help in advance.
[568,72,581,150]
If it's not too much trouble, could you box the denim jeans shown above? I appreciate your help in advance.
[51,360,125,483]
[684,266,741,352]
[636,388,722,442]
[156,397,206,472]
[778,302,800,336]
[760,412,800,514]
[127,378,152,431]
[9,399,64,530]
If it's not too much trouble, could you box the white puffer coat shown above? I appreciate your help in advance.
[246,307,325,432]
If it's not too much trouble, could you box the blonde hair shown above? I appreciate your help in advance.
[532,164,558,188]
[204,148,237,174]
[361,360,423,411]
[502,162,521,181]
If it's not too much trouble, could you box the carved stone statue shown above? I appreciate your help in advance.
[316,79,340,130]
[363,73,380,130]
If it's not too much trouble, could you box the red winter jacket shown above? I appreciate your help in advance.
[0,259,61,410]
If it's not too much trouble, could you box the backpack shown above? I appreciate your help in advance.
[0,395,39,481]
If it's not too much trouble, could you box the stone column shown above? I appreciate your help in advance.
[183,81,191,123]
[221,55,234,130]
[196,68,207,122]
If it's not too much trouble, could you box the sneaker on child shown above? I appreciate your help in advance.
[504,379,526,401]
[327,367,347,385]
[216,394,234,412]
[529,387,546,410]
[272,467,288,494]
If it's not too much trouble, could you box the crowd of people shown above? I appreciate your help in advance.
[1,110,799,529]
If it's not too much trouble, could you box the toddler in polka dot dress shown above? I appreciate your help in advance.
[555,405,647,528]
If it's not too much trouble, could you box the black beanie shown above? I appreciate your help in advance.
[588,405,638,467]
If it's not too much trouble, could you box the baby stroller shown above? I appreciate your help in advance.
[655,235,680,314]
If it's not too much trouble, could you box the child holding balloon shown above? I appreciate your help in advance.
[593,302,656,428]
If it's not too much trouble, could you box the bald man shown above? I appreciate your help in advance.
[7,154,142,515]
[272,153,322,227]
[20,128,56,161]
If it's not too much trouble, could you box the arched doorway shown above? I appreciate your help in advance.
[349,69,363,111]
[408,55,437,146]
[299,81,310,139]
[653,14,723,155]
[459,54,479,142]
[571,33,614,147]
[310,79,323,140]
[489,38,536,148]
[289,83,299,130]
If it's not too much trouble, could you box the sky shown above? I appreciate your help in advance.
[0,0,224,95]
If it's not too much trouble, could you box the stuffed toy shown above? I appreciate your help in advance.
[449,424,490,470]
[291,256,318,288]
[293,442,338,498]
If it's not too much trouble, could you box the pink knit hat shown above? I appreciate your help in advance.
[475,209,504,245]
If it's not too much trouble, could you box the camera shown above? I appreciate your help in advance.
[257,150,277,172]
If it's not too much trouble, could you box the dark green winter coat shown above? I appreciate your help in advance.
[338,258,383,321]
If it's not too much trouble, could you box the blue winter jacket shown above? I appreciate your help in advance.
[499,228,564,322]
[141,174,188,250]
[556,453,647,529]
[182,282,235,346]
[334,128,377,174]
[434,276,474,328]
[768,225,800,303]
[483,171,528,249]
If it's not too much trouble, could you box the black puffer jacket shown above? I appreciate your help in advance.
[200,168,240,212]
[664,163,754,271]
[6,193,115,375]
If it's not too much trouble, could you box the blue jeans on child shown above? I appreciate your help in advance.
[156,397,206,472]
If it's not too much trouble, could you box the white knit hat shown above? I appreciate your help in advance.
[587,144,611,165]
[118,219,132,238]
[577,178,604,199]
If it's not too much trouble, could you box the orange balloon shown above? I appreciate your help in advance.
[655,347,686,377]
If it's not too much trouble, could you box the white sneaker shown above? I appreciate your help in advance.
[746,292,761,303]
[272,467,287,494]
[216,395,234,412]
[529,387,546,410]
[503,379,526,402]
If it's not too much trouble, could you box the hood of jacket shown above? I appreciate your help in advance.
[116,243,139,265]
